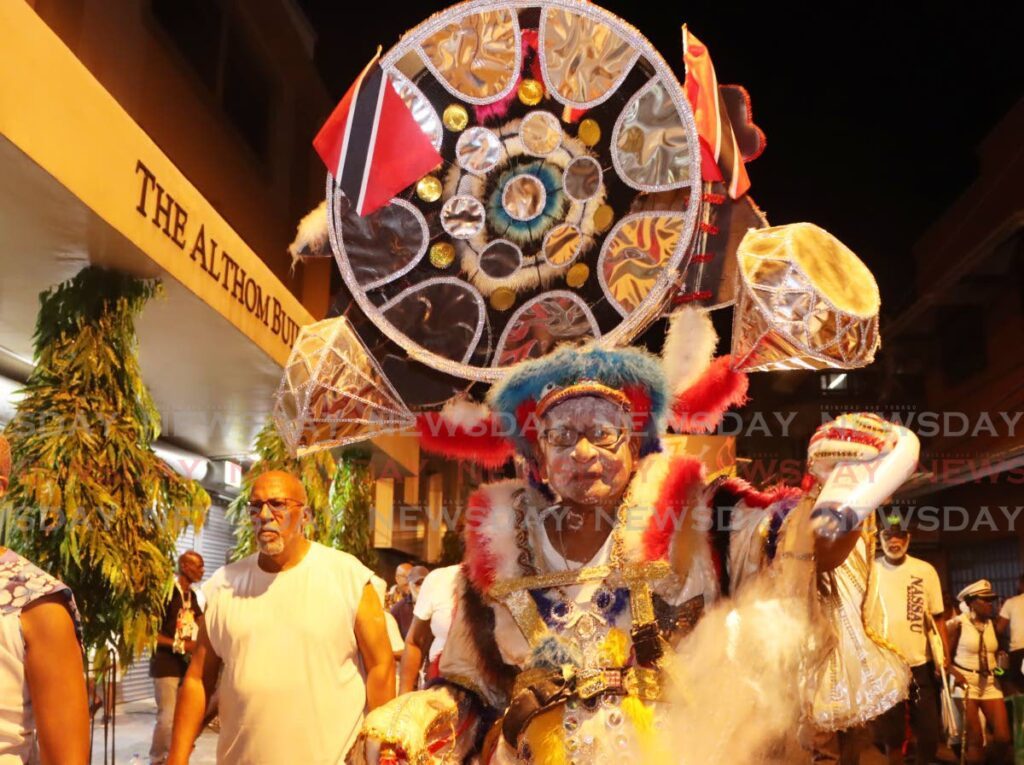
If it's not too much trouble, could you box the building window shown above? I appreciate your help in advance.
[150,0,274,161]
[222,26,273,159]
[937,306,987,386]
[819,372,849,395]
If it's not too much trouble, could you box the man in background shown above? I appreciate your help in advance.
[150,550,205,765]
[387,562,412,609]
[872,523,959,765]
[391,564,427,639]
[996,572,1024,694]
[400,564,459,693]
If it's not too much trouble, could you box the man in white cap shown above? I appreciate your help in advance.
[872,520,958,765]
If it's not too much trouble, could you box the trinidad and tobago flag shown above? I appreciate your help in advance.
[313,51,442,217]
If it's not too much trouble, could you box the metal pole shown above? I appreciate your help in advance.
[960,684,970,765]
[111,651,116,765]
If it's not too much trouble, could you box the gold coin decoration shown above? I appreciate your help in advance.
[518,79,544,106]
[490,287,516,311]
[442,104,469,132]
[416,176,443,203]
[429,242,456,269]
[593,204,615,233]
[578,118,601,147]
[566,263,590,288]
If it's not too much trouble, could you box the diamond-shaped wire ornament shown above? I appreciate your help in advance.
[731,223,881,373]
[273,317,415,456]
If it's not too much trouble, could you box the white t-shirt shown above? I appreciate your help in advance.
[412,565,460,662]
[873,555,944,667]
[999,593,1024,651]
[204,543,372,764]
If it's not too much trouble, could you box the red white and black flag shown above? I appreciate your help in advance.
[313,51,442,217]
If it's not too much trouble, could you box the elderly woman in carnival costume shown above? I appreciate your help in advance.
[349,312,918,764]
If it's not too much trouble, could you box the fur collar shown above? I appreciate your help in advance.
[463,453,709,596]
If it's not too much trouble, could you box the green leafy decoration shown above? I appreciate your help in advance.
[1,267,209,667]
[226,422,376,567]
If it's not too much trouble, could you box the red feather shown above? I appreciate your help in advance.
[464,489,496,591]
[622,384,652,432]
[416,413,514,468]
[643,457,705,561]
[670,355,749,434]
[720,477,803,509]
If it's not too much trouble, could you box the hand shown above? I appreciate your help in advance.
[184,640,197,654]
[946,665,967,688]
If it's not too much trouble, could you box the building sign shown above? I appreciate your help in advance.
[0,2,312,366]
[134,161,300,348]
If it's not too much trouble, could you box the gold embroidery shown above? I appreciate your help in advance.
[511,665,664,702]
[488,561,671,599]
[501,589,551,646]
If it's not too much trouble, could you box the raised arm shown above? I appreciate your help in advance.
[167,617,221,765]
[354,582,397,710]
[22,594,89,765]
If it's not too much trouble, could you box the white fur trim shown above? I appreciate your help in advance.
[663,307,718,394]
[472,480,525,583]
[441,397,491,430]
[288,201,329,263]
[619,452,673,563]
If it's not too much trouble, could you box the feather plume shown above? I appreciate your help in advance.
[670,356,749,434]
[663,307,718,394]
[288,201,330,264]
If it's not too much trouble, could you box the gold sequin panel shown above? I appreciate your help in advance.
[421,9,519,102]
[541,8,638,107]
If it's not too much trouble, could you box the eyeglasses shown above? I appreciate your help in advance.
[541,424,627,450]
[246,498,305,517]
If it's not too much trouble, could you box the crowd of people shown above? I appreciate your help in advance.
[1,419,1024,764]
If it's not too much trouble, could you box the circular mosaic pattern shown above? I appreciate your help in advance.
[327,0,702,383]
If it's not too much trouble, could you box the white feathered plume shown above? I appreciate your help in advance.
[663,307,719,394]
[288,201,330,265]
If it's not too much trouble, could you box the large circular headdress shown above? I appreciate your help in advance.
[325,0,703,383]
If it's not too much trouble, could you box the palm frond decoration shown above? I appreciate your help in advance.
[1,267,210,666]
[226,421,376,567]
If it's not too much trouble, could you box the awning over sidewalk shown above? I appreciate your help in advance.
[0,3,419,473]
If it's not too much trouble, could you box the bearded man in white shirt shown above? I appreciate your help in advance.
[872,523,961,765]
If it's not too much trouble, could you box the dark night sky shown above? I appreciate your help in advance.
[297,1,1021,317]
